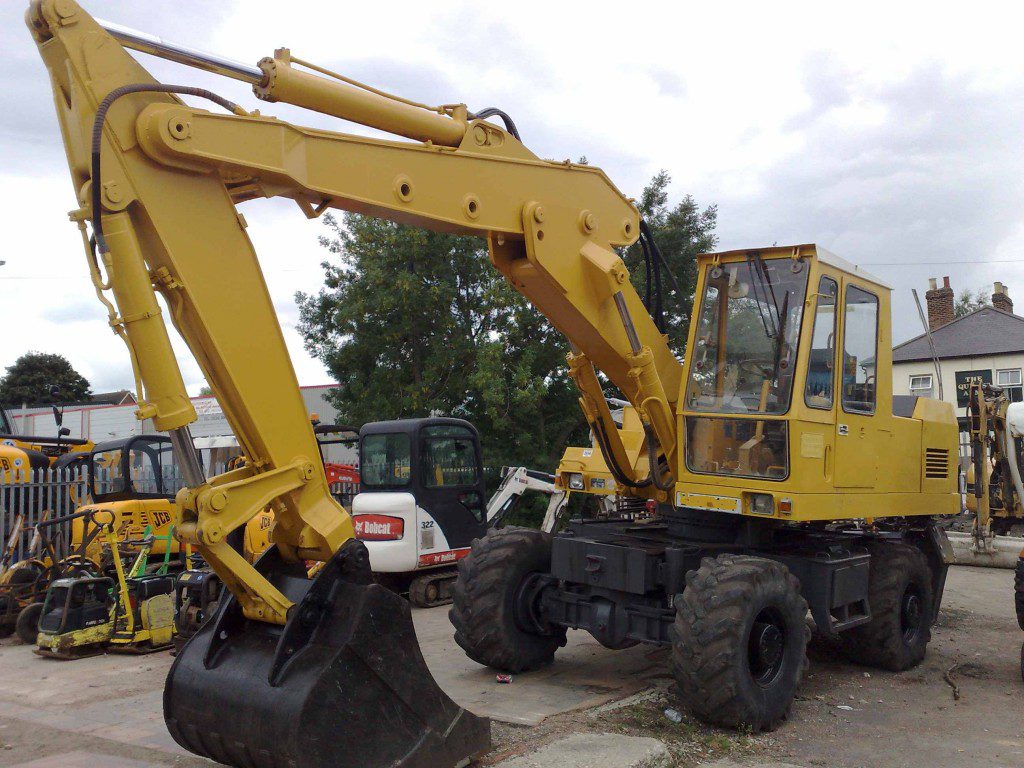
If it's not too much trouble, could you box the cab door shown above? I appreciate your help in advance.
[415,423,488,553]
[834,282,880,488]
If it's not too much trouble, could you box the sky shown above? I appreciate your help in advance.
[2,0,1023,398]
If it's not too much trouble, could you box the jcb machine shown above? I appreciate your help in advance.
[73,434,183,563]
[1,404,93,478]
[29,3,957,765]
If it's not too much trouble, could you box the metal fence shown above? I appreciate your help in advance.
[0,469,89,565]
[2,468,363,568]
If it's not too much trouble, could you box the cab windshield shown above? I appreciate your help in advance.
[90,437,181,500]
[686,255,809,415]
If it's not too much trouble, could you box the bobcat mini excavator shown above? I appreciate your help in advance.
[29,1,959,764]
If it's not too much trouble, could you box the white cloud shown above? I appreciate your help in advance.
[3,0,1024,407]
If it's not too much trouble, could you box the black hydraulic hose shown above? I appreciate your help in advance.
[91,84,243,254]
[644,425,675,492]
[591,416,652,489]
[467,107,521,141]
[639,219,683,297]
[641,236,653,311]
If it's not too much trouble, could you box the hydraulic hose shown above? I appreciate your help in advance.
[467,107,521,141]
[644,425,675,493]
[590,416,652,490]
[90,84,244,254]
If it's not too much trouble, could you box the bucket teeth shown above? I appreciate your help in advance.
[164,541,490,768]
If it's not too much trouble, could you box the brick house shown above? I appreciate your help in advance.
[892,278,1024,430]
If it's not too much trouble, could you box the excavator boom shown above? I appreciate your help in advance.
[27,2,683,766]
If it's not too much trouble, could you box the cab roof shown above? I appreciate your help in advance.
[698,243,891,291]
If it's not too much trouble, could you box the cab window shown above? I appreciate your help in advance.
[420,426,478,488]
[841,285,879,414]
[360,433,411,488]
[805,277,838,409]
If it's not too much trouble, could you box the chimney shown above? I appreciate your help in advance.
[992,281,1013,314]
[925,276,955,330]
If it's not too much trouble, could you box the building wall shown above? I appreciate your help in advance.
[9,384,357,464]
[893,352,1024,420]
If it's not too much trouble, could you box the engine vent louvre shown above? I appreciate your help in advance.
[924,448,949,479]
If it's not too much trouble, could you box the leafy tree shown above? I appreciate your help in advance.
[954,287,990,319]
[0,352,91,407]
[197,385,214,396]
[296,213,583,475]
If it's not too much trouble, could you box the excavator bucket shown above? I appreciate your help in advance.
[164,541,490,768]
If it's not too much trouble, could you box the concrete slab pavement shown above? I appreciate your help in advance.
[0,600,668,765]
[494,733,668,768]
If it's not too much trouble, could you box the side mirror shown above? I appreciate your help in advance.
[59,426,71,437]
[52,404,63,428]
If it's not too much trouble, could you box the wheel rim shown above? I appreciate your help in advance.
[900,584,924,645]
[425,583,439,602]
[513,572,553,636]
[748,607,787,687]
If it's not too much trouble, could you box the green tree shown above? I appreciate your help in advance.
[954,287,990,318]
[296,213,585,475]
[0,352,91,407]
[622,170,718,355]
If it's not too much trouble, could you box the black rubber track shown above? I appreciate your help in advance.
[15,602,43,645]
[449,527,566,673]
[841,542,933,671]
[671,554,809,732]
[409,568,455,608]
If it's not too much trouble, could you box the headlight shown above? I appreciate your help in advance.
[568,473,585,490]
[748,493,774,516]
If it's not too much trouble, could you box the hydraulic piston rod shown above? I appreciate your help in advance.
[96,18,263,84]
[95,18,469,146]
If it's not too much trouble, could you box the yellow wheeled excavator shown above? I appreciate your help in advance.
[964,383,1024,681]
[28,2,961,765]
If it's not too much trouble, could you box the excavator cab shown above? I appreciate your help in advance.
[354,418,489,606]
[72,435,183,565]
[357,418,487,550]
[678,244,958,520]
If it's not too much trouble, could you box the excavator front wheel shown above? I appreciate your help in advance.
[449,527,566,673]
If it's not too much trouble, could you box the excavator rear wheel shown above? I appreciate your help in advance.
[840,542,933,671]
[450,527,566,673]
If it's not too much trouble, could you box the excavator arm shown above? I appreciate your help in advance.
[27,2,682,766]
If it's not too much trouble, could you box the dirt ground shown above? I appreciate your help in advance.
[0,565,1020,768]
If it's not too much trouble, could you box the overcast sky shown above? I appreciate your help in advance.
[2,0,1023,398]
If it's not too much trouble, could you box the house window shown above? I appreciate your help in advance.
[909,374,934,398]
[996,368,1023,402]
